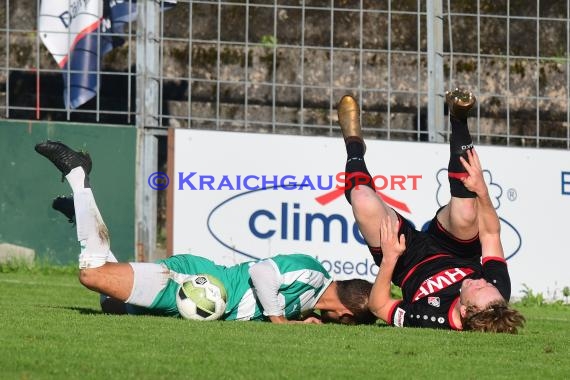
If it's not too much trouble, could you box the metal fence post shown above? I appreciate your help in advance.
[135,1,159,262]
[427,0,445,143]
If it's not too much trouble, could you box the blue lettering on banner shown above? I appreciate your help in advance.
[262,175,279,190]
[217,176,235,190]
[298,175,316,190]
[200,175,215,190]
[316,256,379,277]
[562,171,570,195]
[248,202,366,244]
[317,175,333,190]
[176,173,336,191]
[243,175,260,190]
[280,175,297,190]
[249,210,276,239]
[305,213,348,242]
[178,172,197,190]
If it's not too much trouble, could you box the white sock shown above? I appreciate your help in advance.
[106,250,118,263]
[66,167,110,269]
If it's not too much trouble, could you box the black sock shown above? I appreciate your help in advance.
[448,116,476,198]
[344,137,374,203]
[346,137,365,158]
[369,246,383,267]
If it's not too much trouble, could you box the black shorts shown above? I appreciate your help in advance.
[367,209,481,286]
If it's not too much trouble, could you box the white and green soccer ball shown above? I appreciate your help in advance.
[176,274,227,321]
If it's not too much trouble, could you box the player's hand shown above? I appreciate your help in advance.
[301,316,323,324]
[459,149,488,197]
[380,216,406,263]
[270,315,323,324]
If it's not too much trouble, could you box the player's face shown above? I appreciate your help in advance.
[320,311,354,324]
[460,278,503,309]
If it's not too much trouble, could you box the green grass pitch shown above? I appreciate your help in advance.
[1,270,569,379]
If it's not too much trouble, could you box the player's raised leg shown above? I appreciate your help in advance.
[436,89,479,240]
[52,195,119,263]
[51,194,128,313]
[35,141,134,300]
[337,96,397,261]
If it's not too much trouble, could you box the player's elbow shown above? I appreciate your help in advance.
[369,306,383,320]
[368,297,380,316]
[368,296,388,321]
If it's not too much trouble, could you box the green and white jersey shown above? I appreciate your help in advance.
[146,253,332,321]
[225,253,333,321]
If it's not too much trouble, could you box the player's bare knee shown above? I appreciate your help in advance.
[439,200,477,232]
[350,186,377,207]
[454,201,478,228]
[79,268,101,290]
[353,188,393,221]
[461,210,477,228]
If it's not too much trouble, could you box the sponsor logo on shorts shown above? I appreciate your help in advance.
[394,307,406,327]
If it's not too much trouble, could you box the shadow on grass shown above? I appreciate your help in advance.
[67,306,104,315]
[44,305,103,315]
[373,323,393,328]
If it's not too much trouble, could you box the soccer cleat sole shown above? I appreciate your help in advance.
[35,140,92,182]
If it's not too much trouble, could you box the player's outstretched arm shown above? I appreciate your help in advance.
[248,260,322,324]
[476,190,505,260]
[460,149,504,259]
[368,217,405,322]
[459,148,488,198]
[248,260,287,323]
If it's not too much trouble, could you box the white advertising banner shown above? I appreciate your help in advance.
[172,129,570,300]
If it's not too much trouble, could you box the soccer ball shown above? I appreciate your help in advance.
[176,274,227,321]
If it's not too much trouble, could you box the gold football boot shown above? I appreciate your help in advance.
[337,95,363,141]
[445,88,476,120]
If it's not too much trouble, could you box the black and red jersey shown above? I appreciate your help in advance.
[388,256,509,329]
[370,211,511,330]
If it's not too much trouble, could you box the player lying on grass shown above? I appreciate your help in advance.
[35,141,376,325]
[336,89,525,333]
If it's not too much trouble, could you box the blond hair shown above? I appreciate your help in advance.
[461,300,525,334]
